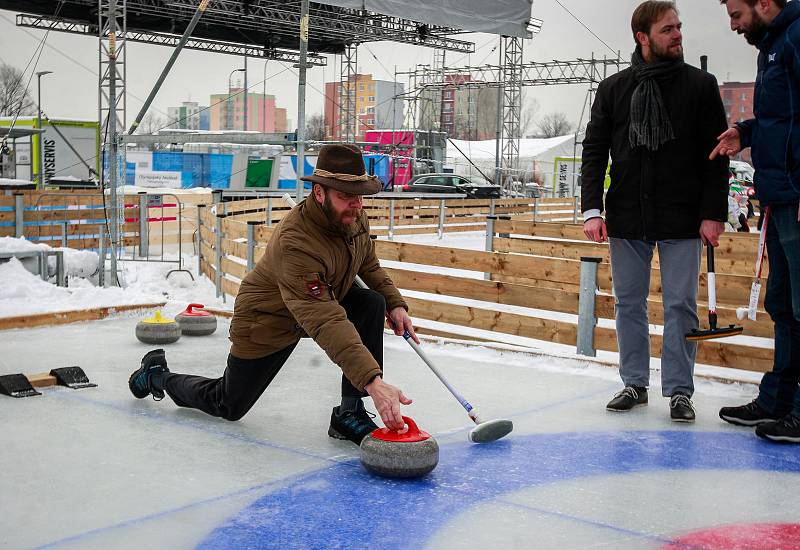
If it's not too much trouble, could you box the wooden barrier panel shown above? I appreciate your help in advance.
[198,200,773,377]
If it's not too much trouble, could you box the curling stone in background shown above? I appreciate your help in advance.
[360,416,439,479]
[175,303,217,336]
[135,310,181,344]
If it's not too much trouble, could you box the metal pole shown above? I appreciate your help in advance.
[489,197,496,217]
[127,0,211,134]
[215,213,226,301]
[246,220,260,271]
[438,199,446,239]
[98,227,106,288]
[484,215,495,281]
[60,221,67,247]
[197,204,205,276]
[14,193,23,237]
[388,198,395,241]
[577,256,601,357]
[243,54,248,131]
[108,0,119,287]
[55,250,66,287]
[267,196,273,226]
[573,195,579,224]
[533,196,538,222]
[295,0,310,201]
[38,251,48,281]
[138,192,149,257]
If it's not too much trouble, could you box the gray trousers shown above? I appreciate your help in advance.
[609,238,702,397]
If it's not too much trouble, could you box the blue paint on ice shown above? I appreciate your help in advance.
[198,431,800,549]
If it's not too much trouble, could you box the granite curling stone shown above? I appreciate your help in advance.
[135,310,181,344]
[360,416,438,478]
[175,303,217,336]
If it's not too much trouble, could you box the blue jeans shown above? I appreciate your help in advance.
[756,203,800,417]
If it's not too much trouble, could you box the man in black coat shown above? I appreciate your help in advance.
[581,1,729,422]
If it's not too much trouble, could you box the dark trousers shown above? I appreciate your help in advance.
[756,204,800,417]
[162,287,387,421]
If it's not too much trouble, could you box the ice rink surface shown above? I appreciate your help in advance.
[2,316,799,549]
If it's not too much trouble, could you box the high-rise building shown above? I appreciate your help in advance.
[167,101,210,131]
[719,82,754,163]
[324,74,404,141]
[209,89,288,132]
[719,81,754,124]
[418,74,499,140]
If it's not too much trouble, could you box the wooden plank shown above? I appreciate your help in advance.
[27,373,58,388]
[222,218,249,240]
[221,238,249,261]
[405,295,772,372]
[26,207,139,223]
[221,276,241,297]
[385,267,581,315]
[495,237,609,262]
[255,225,276,242]
[221,256,248,279]
[27,222,138,237]
[0,302,166,331]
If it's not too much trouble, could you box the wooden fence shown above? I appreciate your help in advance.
[198,199,774,376]
[0,189,212,251]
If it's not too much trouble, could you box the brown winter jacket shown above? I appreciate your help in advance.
[228,195,407,391]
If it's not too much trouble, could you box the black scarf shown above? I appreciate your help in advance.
[629,47,684,151]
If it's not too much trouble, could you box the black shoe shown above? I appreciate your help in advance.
[755,415,800,443]
[719,400,781,427]
[606,386,648,412]
[129,349,170,401]
[328,406,379,445]
[670,394,695,423]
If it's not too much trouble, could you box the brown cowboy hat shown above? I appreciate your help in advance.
[300,143,381,195]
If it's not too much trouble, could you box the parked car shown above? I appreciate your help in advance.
[400,173,502,198]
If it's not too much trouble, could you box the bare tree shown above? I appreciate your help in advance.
[136,112,168,134]
[519,92,540,138]
[537,112,573,138]
[0,63,35,117]
[305,113,326,141]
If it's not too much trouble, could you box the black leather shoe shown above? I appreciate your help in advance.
[670,394,695,423]
[328,406,379,445]
[755,415,800,443]
[720,400,781,427]
[606,386,648,412]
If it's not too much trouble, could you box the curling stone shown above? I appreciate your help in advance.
[175,303,217,336]
[360,416,438,479]
[135,310,181,344]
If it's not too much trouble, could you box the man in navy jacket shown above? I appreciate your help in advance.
[715,0,800,443]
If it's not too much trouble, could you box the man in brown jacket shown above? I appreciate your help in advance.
[128,144,418,445]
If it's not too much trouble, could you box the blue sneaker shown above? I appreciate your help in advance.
[129,349,169,400]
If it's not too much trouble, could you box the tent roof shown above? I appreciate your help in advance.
[448,134,577,160]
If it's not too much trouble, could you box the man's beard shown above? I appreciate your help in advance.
[321,193,360,232]
[650,40,684,62]
[742,12,768,46]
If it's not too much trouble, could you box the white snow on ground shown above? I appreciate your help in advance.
[0,237,225,318]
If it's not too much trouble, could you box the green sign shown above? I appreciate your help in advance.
[246,158,273,188]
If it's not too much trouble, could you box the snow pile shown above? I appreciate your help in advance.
[0,237,226,318]
[0,236,99,279]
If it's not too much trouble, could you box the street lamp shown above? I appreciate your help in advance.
[36,70,53,188]
[227,68,245,130]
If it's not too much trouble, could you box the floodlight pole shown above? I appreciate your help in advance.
[295,0,310,200]
[127,0,211,135]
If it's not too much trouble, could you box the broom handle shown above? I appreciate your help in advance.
[707,244,717,329]
[281,194,481,422]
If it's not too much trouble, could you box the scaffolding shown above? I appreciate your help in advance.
[399,54,628,190]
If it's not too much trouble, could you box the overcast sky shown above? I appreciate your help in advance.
[0,0,760,133]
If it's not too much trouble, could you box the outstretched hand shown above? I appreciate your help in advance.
[365,377,412,431]
[710,127,742,160]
